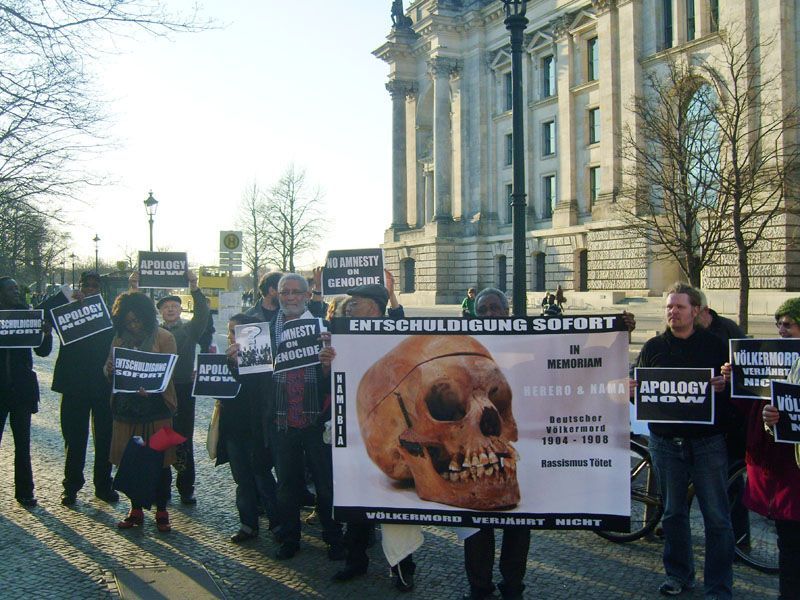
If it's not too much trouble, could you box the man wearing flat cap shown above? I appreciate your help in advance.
[345,270,405,319]
[131,269,209,504]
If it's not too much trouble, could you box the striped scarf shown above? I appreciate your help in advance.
[273,309,321,430]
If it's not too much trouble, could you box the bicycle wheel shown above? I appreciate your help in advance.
[727,465,779,574]
[595,441,663,542]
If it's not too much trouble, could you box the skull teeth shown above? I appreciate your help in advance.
[488,451,499,465]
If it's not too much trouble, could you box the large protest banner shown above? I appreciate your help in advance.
[112,347,177,394]
[322,248,384,296]
[235,322,273,375]
[0,309,44,348]
[770,381,800,444]
[50,294,113,345]
[729,338,800,399]
[331,315,631,531]
[274,318,324,373]
[138,251,189,289]
[192,354,241,398]
[634,368,714,424]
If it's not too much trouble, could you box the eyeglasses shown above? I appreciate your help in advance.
[776,320,797,329]
[279,289,305,298]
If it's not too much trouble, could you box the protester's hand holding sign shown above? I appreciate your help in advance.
[319,331,335,376]
[763,404,780,426]
[188,269,198,291]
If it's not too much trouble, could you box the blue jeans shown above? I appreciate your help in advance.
[225,435,277,533]
[650,433,734,599]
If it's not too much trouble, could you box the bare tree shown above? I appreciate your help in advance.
[237,182,269,296]
[696,29,800,331]
[263,165,325,272]
[617,59,730,287]
[0,1,209,216]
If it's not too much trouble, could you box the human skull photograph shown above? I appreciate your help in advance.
[356,335,520,511]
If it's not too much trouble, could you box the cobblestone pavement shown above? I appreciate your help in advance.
[0,334,779,599]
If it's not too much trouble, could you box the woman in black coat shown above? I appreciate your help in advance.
[0,277,52,507]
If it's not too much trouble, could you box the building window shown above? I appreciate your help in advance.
[497,255,507,292]
[505,133,513,166]
[505,183,514,223]
[541,55,555,98]
[577,249,588,292]
[587,37,599,82]
[543,175,556,218]
[542,120,556,156]
[504,72,513,111]
[589,166,600,205]
[401,258,415,293]
[588,108,600,144]
[662,0,673,49]
[533,252,546,292]
[709,0,719,32]
[686,0,695,41]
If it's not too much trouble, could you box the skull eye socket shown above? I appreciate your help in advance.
[425,382,466,421]
[487,379,512,410]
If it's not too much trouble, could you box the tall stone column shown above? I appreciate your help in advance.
[428,57,460,222]
[594,0,620,210]
[553,17,578,227]
[386,79,416,230]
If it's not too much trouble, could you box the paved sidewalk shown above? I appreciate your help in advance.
[0,341,778,599]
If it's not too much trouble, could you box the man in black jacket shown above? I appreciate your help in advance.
[0,277,53,507]
[52,271,117,506]
[635,283,733,598]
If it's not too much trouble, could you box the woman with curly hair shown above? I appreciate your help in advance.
[104,291,177,533]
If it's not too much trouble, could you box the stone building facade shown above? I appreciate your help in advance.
[374,0,799,306]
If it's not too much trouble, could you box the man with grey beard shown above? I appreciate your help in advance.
[262,273,343,561]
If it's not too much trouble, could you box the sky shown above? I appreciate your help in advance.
[68,1,394,271]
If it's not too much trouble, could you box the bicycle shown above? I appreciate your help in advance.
[594,434,779,574]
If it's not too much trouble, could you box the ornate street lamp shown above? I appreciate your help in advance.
[69,253,76,287]
[501,0,528,316]
[143,191,159,252]
[93,234,100,271]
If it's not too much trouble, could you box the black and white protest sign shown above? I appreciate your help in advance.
[729,338,800,400]
[322,248,384,296]
[235,322,273,375]
[331,315,631,531]
[771,381,800,444]
[192,354,241,398]
[51,294,112,345]
[274,318,323,373]
[634,368,715,424]
[0,310,44,348]
[35,285,73,325]
[138,251,189,289]
[112,347,177,394]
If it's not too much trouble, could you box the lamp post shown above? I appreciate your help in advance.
[144,191,159,252]
[502,0,528,316]
[93,235,100,271]
[69,253,76,288]
[60,254,66,285]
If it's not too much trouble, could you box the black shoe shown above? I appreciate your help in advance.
[230,529,258,543]
[327,543,346,561]
[61,492,77,506]
[332,564,367,582]
[179,493,197,505]
[391,564,414,592]
[16,496,37,508]
[275,543,298,560]
[462,590,493,600]
[95,489,119,503]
